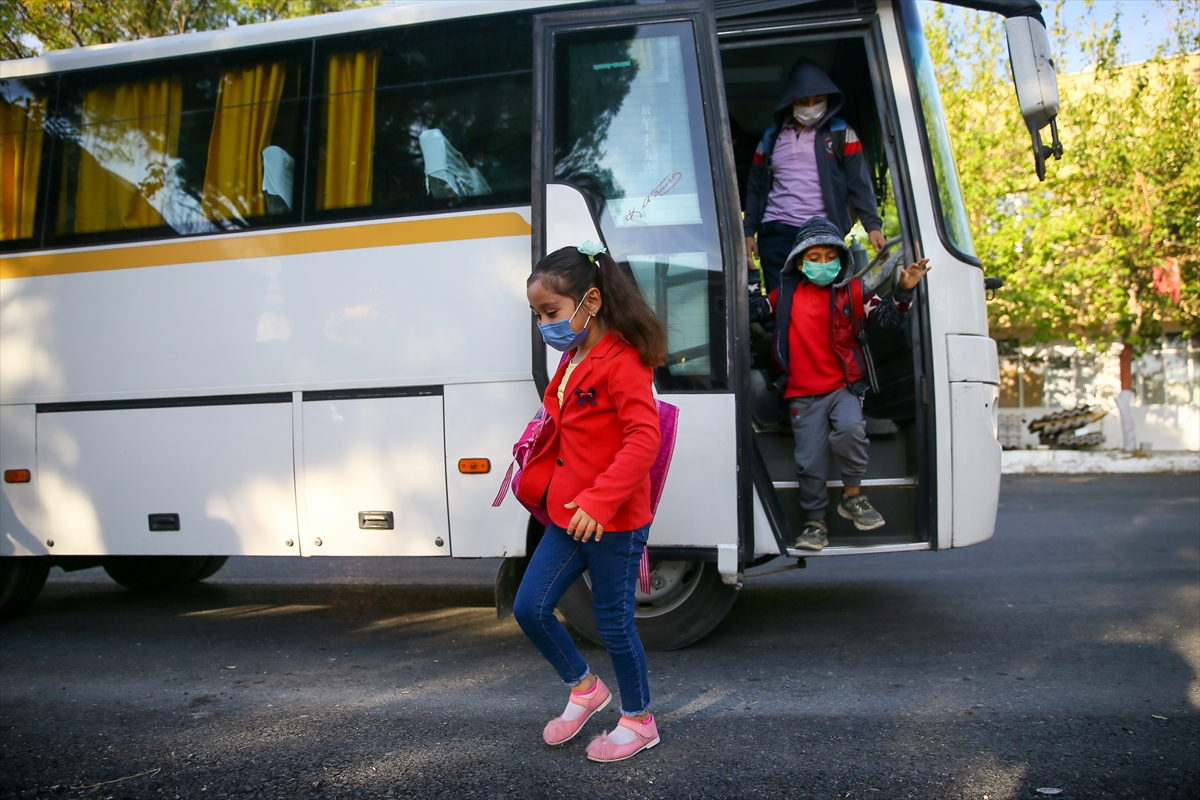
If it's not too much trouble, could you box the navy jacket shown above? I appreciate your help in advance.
[743,60,882,238]
[748,217,912,397]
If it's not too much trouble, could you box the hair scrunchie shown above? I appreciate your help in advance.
[578,240,607,263]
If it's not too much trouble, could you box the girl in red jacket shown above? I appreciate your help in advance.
[513,242,667,763]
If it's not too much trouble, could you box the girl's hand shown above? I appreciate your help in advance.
[897,258,931,290]
[565,501,604,542]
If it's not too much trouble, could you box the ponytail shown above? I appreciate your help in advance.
[529,246,668,367]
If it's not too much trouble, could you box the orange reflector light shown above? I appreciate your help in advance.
[458,458,491,474]
[4,469,31,483]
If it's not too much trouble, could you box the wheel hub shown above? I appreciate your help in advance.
[584,560,702,619]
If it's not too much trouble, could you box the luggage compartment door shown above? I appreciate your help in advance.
[301,390,450,556]
[37,400,299,556]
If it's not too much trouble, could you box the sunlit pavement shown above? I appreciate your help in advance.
[2,474,1197,800]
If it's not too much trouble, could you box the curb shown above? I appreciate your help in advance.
[1001,450,1200,474]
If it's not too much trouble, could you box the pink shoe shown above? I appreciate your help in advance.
[586,714,660,762]
[543,678,612,746]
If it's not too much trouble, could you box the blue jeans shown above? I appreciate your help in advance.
[513,522,652,716]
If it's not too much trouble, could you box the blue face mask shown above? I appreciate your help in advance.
[802,258,841,286]
[538,298,590,351]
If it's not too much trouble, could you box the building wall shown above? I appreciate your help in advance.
[995,335,1200,451]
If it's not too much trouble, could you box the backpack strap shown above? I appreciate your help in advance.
[759,125,780,169]
[848,278,880,394]
[492,461,517,508]
[826,118,848,161]
[848,278,866,339]
[638,547,652,596]
[493,350,570,510]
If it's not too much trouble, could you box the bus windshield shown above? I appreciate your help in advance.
[902,0,976,259]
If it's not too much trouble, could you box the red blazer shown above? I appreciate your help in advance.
[516,332,661,531]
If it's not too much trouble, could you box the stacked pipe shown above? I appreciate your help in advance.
[1027,405,1107,448]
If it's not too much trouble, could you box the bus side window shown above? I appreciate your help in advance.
[315,50,379,211]
[57,74,195,236]
[418,129,492,200]
[309,13,532,222]
[0,79,48,245]
[21,15,534,247]
[46,47,307,243]
[202,62,301,223]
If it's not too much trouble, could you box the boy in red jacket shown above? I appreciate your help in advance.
[752,217,929,550]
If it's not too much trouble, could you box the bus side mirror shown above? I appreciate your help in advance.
[1005,16,1063,181]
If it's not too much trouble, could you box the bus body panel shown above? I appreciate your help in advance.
[946,334,1001,384]
[36,403,300,556]
[1,216,534,405]
[443,380,539,558]
[646,393,739,550]
[0,405,41,557]
[950,381,1001,547]
[945,334,1001,545]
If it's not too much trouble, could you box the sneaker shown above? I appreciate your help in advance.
[794,520,828,551]
[586,715,661,762]
[838,493,885,530]
[543,678,612,746]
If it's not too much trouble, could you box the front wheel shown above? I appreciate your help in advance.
[0,557,51,621]
[558,560,738,650]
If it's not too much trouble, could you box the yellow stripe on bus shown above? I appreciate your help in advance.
[0,212,532,280]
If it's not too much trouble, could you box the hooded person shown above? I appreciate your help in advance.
[752,216,929,552]
[743,60,885,292]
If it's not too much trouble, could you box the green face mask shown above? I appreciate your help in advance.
[802,258,841,286]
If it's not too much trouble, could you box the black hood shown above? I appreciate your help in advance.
[772,60,843,131]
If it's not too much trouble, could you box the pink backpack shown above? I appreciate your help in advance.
[492,370,679,594]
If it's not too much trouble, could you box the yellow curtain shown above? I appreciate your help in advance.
[201,62,285,220]
[1,95,46,241]
[317,51,378,210]
[74,76,183,233]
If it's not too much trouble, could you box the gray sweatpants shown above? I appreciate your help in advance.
[789,388,870,520]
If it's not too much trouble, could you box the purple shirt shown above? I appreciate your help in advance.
[762,125,827,227]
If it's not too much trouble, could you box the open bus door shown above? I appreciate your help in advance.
[715,1,936,559]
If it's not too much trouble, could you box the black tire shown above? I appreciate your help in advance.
[187,556,229,584]
[0,557,51,621]
[558,560,738,651]
[103,556,211,591]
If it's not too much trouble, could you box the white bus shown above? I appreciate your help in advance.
[0,0,1060,647]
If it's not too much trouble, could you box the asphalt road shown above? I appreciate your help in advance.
[2,474,1197,800]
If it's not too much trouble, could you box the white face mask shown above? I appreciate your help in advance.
[793,99,827,128]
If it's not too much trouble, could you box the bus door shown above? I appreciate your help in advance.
[715,2,935,557]
[531,5,754,604]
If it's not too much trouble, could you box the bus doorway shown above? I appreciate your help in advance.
[718,21,933,555]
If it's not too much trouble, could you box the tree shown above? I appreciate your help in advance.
[924,0,1200,350]
[2,1,375,61]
